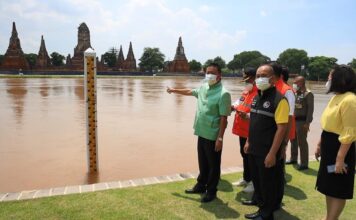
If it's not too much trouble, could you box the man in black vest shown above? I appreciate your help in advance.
[243,64,290,220]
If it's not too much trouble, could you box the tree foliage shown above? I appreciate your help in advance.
[50,52,65,66]
[308,56,337,81]
[139,47,165,72]
[102,47,118,68]
[25,53,37,68]
[189,59,202,72]
[348,58,356,71]
[204,56,226,70]
[0,54,4,65]
[227,51,270,71]
[277,48,309,74]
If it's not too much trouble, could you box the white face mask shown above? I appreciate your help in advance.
[244,83,253,92]
[256,77,271,91]
[325,80,331,91]
[292,83,300,91]
[205,74,217,85]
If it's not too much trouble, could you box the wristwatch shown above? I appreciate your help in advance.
[218,137,223,142]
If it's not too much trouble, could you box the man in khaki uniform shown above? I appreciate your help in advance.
[287,76,314,170]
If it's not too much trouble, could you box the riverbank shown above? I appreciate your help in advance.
[0,162,355,219]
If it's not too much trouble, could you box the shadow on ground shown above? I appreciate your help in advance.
[172,192,240,219]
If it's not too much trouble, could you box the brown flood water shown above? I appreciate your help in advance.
[0,77,331,192]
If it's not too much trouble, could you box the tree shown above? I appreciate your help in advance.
[308,56,337,81]
[189,59,202,72]
[102,47,118,67]
[204,56,226,70]
[277,48,309,74]
[227,51,270,71]
[348,58,356,71]
[50,52,65,66]
[138,47,165,72]
[0,54,4,65]
[25,53,37,69]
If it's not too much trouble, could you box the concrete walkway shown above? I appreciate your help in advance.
[0,166,243,202]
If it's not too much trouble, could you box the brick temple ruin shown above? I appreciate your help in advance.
[0,22,192,74]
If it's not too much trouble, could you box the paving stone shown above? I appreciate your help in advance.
[156,175,171,183]
[51,187,66,196]
[66,186,80,194]
[93,183,107,191]
[132,178,145,186]
[142,177,159,185]
[2,192,21,201]
[179,173,194,179]
[34,189,51,198]
[120,180,134,188]
[0,193,8,202]
[81,184,94,193]
[107,181,120,189]
[168,174,184,181]
[19,191,37,200]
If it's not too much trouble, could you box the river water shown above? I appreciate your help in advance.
[0,77,330,192]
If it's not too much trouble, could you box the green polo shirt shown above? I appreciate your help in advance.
[192,81,231,141]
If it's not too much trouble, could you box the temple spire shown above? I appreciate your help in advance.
[36,35,51,67]
[126,42,135,60]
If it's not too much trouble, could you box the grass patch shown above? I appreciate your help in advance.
[0,162,355,219]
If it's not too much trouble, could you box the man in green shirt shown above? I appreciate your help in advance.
[167,63,231,203]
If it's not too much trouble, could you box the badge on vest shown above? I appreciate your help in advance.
[240,96,245,101]
[263,101,271,108]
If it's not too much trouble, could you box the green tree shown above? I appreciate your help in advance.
[139,47,165,72]
[50,52,65,66]
[189,59,202,72]
[227,51,270,71]
[277,48,309,74]
[348,58,356,71]
[204,56,226,70]
[102,47,118,67]
[0,54,4,65]
[308,56,337,81]
[25,53,37,68]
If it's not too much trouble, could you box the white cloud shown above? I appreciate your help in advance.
[198,5,212,13]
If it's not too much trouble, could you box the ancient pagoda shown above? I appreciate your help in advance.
[115,45,125,70]
[123,42,136,70]
[1,22,29,70]
[166,37,190,73]
[70,22,92,70]
[35,35,51,68]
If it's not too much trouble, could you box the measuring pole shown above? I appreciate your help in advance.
[84,48,98,173]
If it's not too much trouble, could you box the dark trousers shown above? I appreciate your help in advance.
[239,136,251,182]
[249,154,283,218]
[196,136,222,194]
[290,121,309,167]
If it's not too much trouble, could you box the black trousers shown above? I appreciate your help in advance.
[239,136,251,182]
[249,154,283,218]
[196,136,222,194]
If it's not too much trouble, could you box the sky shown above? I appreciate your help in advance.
[0,0,355,64]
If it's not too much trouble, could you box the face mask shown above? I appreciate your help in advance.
[244,83,253,92]
[325,80,331,91]
[292,83,300,91]
[205,74,217,85]
[255,77,271,91]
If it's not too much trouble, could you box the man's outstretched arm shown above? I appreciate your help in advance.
[166,87,193,96]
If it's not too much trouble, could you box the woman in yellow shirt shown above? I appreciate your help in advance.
[315,65,356,220]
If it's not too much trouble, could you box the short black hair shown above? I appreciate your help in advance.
[207,62,221,73]
[281,66,290,82]
[244,67,256,78]
[329,65,356,94]
[268,61,282,77]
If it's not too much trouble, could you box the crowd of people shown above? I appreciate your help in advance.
[167,62,356,220]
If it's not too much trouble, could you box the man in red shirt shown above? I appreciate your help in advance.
[232,68,258,193]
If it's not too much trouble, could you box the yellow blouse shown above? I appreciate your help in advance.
[321,92,356,144]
